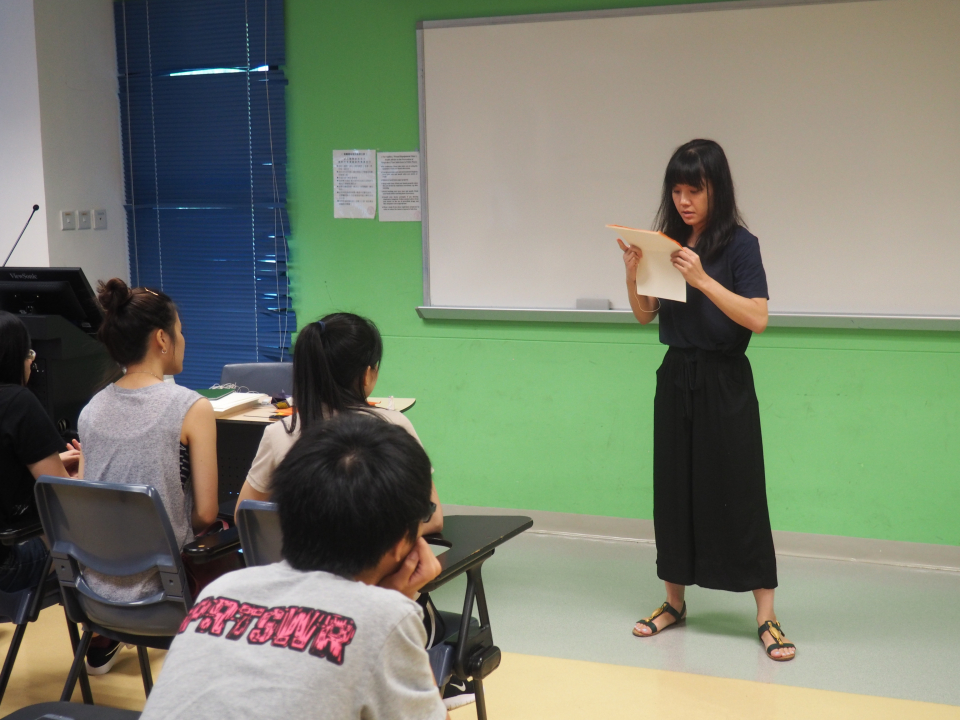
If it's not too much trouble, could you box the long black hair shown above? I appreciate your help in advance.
[289,312,383,435]
[0,311,32,385]
[96,278,178,367]
[654,139,745,263]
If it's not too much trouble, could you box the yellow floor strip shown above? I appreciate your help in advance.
[2,607,957,719]
[452,653,960,720]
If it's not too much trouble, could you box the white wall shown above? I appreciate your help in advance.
[34,0,128,287]
[0,0,50,267]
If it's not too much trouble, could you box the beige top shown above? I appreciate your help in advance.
[245,407,423,494]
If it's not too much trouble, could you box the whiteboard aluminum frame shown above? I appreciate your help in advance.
[415,307,960,331]
[415,0,956,330]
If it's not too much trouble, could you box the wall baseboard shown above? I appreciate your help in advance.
[444,505,960,573]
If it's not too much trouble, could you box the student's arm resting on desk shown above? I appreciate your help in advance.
[182,397,219,531]
[618,239,659,324]
[671,247,768,333]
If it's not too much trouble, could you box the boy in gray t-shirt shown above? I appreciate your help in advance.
[140,415,449,720]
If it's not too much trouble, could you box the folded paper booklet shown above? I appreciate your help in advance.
[607,225,687,303]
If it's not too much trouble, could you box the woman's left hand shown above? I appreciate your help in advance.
[671,247,710,290]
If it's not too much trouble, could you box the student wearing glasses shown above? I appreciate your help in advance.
[0,311,81,593]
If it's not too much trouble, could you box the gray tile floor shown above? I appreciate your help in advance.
[430,532,960,706]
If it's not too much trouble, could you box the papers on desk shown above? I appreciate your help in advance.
[209,392,269,417]
[608,224,687,303]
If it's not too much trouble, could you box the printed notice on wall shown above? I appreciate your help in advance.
[377,152,421,222]
[333,150,376,219]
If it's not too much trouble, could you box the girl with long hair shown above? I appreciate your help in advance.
[618,139,795,661]
[235,312,443,535]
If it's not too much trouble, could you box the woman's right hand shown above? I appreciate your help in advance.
[618,238,642,282]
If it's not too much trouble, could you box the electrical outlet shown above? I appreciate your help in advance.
[61,210,76,231]
[77,209,91,230]
[93,209,107,230]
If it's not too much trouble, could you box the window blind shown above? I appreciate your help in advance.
[115,0,294,389]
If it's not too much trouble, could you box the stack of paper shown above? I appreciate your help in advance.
[607,225,687,302]
[210,392,269,417]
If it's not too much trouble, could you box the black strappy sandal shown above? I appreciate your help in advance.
[632,601,686,637]
[758,620,796,661]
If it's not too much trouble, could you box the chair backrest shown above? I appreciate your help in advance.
[235,500,282,567]
[34,476,191,637]
[220,362,293,397]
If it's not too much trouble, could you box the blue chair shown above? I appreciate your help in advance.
[235,500,532,720]
[0,515,92,706]
[219,363,292,398]
[34,476,240,702]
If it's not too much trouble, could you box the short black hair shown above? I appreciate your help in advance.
[0,311,31,385]
[272,413,433,577]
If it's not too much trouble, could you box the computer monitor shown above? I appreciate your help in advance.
[0,267,112,437]
[0,267,102,335]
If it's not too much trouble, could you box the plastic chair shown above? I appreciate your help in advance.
[235,500,532,720]
[33,476,240,703]
[219,363,292,398]
[0,516,92,705]
[0,702,139,719]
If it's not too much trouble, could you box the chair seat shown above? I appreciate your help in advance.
[1,702,140,720]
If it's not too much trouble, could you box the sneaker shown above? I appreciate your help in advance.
[442,678,476,710]
[85,637,124,676]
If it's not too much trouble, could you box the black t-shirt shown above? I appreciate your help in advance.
[0,384,64,525]
[658,227,769,356]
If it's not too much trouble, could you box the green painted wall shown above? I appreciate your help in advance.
[284,0,960,546]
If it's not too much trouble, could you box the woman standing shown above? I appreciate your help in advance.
[618,139,795,661]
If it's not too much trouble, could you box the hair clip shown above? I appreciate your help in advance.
[316,320,326,334]
[142,288,159,297]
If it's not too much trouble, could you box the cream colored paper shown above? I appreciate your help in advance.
[607,225,686,303]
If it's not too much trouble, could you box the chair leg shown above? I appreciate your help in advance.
[64,613,94,705]
[474,675,488,720]
[0,623,28,703]
[61,629,93,702]
[137,645,153,697]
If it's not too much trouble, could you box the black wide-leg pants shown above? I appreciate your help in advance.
[653,347,778,592]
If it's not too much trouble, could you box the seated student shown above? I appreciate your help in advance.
[140,414,450,720]
[0,311,80,593]
[236,313,444,534]
[77,279,221,673]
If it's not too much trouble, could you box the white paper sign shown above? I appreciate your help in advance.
[333,150,376,219]
[377,152,421,222]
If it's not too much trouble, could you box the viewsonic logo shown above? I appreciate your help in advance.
[9,273,38,280]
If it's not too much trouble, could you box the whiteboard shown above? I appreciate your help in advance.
[418,0,960,326]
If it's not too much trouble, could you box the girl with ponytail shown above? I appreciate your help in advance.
[236,313,443,534]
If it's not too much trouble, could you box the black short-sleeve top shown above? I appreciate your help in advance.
[0,384,64,525]
[658,227,768,356]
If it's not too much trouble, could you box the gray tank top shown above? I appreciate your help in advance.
[78,381,202,601]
